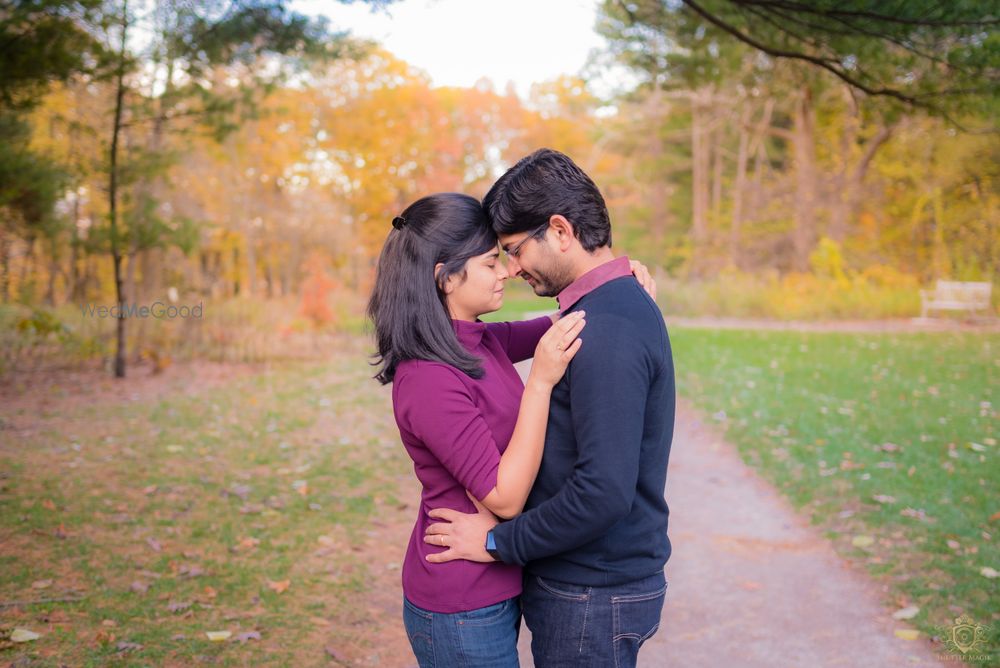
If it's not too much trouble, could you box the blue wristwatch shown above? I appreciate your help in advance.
[485,529,503,562]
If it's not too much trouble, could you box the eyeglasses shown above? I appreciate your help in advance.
[503,222,550,259]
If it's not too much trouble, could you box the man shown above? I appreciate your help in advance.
[424,148,675,667]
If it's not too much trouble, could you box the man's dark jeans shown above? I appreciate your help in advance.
[521,570,666,667]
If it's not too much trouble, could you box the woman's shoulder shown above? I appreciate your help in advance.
[394,358,469,388]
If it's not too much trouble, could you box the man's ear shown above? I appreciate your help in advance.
[434,262,454,294]
[549,215,575,252]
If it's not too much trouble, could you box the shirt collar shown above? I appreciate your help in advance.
[452,318,487,348]
[557,255,632,312]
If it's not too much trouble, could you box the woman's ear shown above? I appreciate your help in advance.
[434,262,454,294]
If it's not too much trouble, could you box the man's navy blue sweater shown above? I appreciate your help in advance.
[493,274,675,586]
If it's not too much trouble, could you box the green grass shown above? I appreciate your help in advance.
[670,327,999,664]
[0,345,411,666]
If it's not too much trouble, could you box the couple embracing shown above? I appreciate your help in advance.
[368,148,675,667]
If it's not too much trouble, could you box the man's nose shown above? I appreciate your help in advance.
[505,255,520,275]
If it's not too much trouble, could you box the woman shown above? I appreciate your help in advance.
[368,193,653,667]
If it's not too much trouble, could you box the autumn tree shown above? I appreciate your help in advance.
[93,0,383,377]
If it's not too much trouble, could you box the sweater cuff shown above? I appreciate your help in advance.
[491,517,524,566]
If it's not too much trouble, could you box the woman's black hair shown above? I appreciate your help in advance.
[367,193,498,385]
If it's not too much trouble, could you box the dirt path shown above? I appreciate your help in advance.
[515,396,948,667]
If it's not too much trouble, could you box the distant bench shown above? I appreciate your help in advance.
[919,280,992,318]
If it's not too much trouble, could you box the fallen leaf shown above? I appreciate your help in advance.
[166,600,191,613]
[900,508,932,521]
[93,630,115,645]
[42,499,56,511]
[267,579,290,594]
[101,619,117,628]
[166,445,184,453]
[142,485,157,495]
[11,629,41,643]
[202,586,217,599]
[146,537,162,552]
[325,644,348,662]
[236,537,260,551]
[989,511,1000,522]
[981,567,999,579]
[130,581,149,593]
[225,484,252,501]
[235,630,261,643]
[31,579,53,589]
[179,564,206,578]
[116,641,143,652]
[892,606,919,620]
[894,629,920,641]
[872,495,896,504]
[946,539,961,550]
[852,535,875,548]
[205,631,231,642]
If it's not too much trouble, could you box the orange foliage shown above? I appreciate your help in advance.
[298,252,337,329]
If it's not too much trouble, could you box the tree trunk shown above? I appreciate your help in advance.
[792,85,817,271]
[731,105,752,268]
[109,2,130,378]
[830,87,859,242]
[45,237,59,306]
[647,87,668,254]
[0,229,10,302]
[68,192,81,302]
[690,88,712,272]
[18,234,36,299]
[711,121,724,226]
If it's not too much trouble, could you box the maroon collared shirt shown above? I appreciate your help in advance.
[556,255,632,312]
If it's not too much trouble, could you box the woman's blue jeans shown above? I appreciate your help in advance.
[402,595,521,668]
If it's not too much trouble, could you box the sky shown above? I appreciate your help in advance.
[292,0,609,99]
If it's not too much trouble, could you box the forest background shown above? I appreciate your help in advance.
[1,0,997,377]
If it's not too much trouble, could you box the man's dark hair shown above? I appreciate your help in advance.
[367,193,497,384]
[483,148,611,251]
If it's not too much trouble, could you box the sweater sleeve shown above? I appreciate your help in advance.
[492,313,650,564]
[485,316,552,364]
[394,364,500,501]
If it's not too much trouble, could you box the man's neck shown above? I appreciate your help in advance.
[569,247,616,281]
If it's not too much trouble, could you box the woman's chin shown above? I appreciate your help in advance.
[479,296,503,315]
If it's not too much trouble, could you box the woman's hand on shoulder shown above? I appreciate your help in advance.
[629,260,657,301]
[529,311,586,388]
